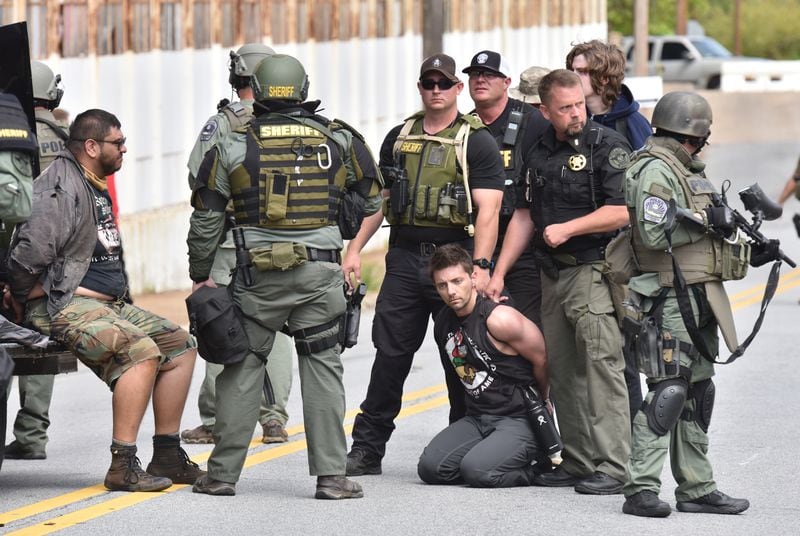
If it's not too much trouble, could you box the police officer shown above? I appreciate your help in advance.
[181,43,295,447]
[188,53,383,498]
[4,61,68,461]
[621,92,751,517]
[463,50,549,327]
[489,69,631,494]
[343,53,505,476]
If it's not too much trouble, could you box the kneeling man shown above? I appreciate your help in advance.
[418,244,550,487]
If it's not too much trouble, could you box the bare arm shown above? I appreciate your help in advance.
[471,187,503,293]
[486,208,533,302]
[486,304,549,401]
[342,190,388,289]
[778,175,798,206]
[543,204,629,248]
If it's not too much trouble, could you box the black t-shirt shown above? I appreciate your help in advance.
[79,185,128,298]
[433,296,535,417]
[380,114,505,244]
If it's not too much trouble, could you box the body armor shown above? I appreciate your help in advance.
[384,112,484,230]
[228,114,349,230]
[35,108,68,171]
[627,137,747,285]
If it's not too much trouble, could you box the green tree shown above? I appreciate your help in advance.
[607,0,800,59]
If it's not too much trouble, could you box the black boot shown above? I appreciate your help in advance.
[104,444,172,492]
[676,490,750,514]
[623,490,672,517]
[146,434,206,485]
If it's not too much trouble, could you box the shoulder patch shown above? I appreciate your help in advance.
[199,119,219,142]
[608,146,630,170]
[642,196,668,224]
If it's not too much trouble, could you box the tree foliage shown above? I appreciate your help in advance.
[607,0,800,59]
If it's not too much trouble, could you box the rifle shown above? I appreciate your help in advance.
[673,181,795,267]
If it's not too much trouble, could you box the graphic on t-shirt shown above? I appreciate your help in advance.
[93,194,121,262]
[444,327,495,394]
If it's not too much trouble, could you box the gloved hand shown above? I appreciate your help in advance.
[750,239,781,267]
[703,206,736,235]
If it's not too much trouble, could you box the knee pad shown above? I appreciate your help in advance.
[690,378,715,433]
[644,378,688,436]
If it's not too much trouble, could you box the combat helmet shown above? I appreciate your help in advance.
[250,54,309,103]
[31,61,63,110]
[651,91,712,138]
[229,43,275,89]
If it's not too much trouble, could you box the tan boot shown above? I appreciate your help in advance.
[104,445,172,492]
[261,419,288,444]
[147,435,206,485]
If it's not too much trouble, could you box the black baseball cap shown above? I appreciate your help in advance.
[462,50,512,77]
[419,53,459,82]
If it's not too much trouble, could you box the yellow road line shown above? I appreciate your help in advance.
[0,383,448,530]
[731,268,800,310]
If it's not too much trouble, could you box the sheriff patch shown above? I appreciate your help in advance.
[609,147,630,170]
[643,196,668,223]
[199,119,219,142]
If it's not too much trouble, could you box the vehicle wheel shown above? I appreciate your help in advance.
[707,74,721,90]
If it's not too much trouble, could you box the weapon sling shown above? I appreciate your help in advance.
[664,199,781,365]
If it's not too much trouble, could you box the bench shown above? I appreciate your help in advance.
[1,341,77,470]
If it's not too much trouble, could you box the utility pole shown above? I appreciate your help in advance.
[422,0,444,60]
[734,0,742,55]
[676,0,688,35]
[633,0,649,76]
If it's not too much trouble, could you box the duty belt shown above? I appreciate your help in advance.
[550,246,606,270]
[306,247,341,264]
[393,237,471,257]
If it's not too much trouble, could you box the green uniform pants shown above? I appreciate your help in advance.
[4,375,53,451]
[198,332,293,428]
[207,260,347,483]
[540,263,631,481]
[624,286,717,501]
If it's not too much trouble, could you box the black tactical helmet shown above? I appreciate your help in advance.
[651,91,712,138]
[229,43,275,90]
[250,54,309,102]
[31,61,63,110]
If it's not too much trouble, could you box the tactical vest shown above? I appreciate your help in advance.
[35,109,68,171]
[220,101,252,132]
[228,114,349,230]
[384,111,484,230]
[627,139,748,285]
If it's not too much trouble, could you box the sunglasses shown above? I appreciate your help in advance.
[420,78,456,91]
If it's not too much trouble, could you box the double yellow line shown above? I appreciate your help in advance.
[1,384,449,535]
[730,266,800,310]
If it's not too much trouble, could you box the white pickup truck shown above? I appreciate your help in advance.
[621,35,761,89]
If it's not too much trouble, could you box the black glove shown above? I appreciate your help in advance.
[703,206,736,235]
[750,239,781,267]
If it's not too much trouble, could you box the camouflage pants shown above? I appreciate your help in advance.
[27,296,194,389]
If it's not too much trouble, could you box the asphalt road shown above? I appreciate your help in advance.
[2,143,800,535]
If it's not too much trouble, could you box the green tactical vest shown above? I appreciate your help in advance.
[383,111,484,231]
[228,114,349,230]
[627,138,749,285]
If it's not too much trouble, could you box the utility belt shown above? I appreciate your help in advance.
[245,242,341,274]
[621,288,699,379]
[551,246,606,269]
[535,246,605,279]
[392,236,472,257]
